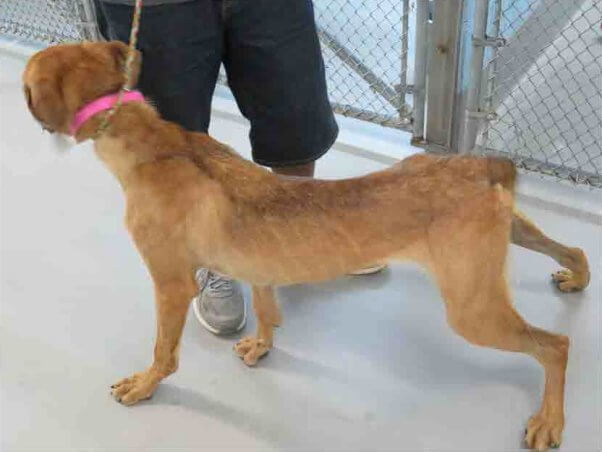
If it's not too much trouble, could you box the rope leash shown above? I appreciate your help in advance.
[94,0,143,138]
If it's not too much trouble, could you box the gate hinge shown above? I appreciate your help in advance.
[472,35,506,48]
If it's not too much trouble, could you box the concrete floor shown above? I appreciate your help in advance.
[1,52,601,451]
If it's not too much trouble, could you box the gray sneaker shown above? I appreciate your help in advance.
[192,269,247,335]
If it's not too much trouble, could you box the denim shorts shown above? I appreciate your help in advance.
[95,0,338,167]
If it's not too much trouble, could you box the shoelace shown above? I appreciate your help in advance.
[196,269,234,297]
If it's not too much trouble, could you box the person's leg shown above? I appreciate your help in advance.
[223,0,338,171]
[95,0,222,132]
[96,1,247,335]
[271,162,315,177]
[92,0,110,40]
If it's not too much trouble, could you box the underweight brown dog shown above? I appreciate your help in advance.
[23,42,590,451]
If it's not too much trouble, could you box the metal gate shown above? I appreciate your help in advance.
[460,0,602,187]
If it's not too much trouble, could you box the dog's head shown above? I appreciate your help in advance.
[22,41,141,135]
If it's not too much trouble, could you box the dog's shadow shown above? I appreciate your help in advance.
[149,384,296,448]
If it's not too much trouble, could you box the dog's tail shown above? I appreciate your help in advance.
[487,157,517,195]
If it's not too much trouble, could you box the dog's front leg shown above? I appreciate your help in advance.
[111,274,196,405]
[235,285,281,366]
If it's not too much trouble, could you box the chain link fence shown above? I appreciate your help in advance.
[472,0,602,187]
[0,0,418,132]
[0,0,98,44]
[314,0,415,130]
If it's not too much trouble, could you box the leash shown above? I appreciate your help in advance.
[94,0,143,138]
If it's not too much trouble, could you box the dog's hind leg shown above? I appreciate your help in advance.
[512,210,590,292]
[430,206,568,450]
[445,282,569,451]
[235,285,281,366]
[111,246,197,405]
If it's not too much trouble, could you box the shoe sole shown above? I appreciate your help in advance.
[192,296,247,336]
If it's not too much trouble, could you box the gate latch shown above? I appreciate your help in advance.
[467,110,498,121]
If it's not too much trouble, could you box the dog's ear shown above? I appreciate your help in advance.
[107,40,129,70]
[107,41,142,87]
[25,78,68,133]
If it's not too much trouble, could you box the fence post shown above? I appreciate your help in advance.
[479,0,503,152]
[398,0,411,120]
[458,0,490,153]
[425,0,464,152]
[412,0,429,144]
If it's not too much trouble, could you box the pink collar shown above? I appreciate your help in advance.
[69,90,145,136]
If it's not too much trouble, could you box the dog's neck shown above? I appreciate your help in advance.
[77,102,189,188]
[70,91,145,136]
[73,100,155,143]
[94,133,144,188]
[74,101,275,193]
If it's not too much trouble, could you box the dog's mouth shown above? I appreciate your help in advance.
[33,114,57,134]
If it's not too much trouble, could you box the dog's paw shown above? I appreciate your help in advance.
[551,269,588,292]
[234,336,270,366]
[110,371,159,406]
[524,412,564,451]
